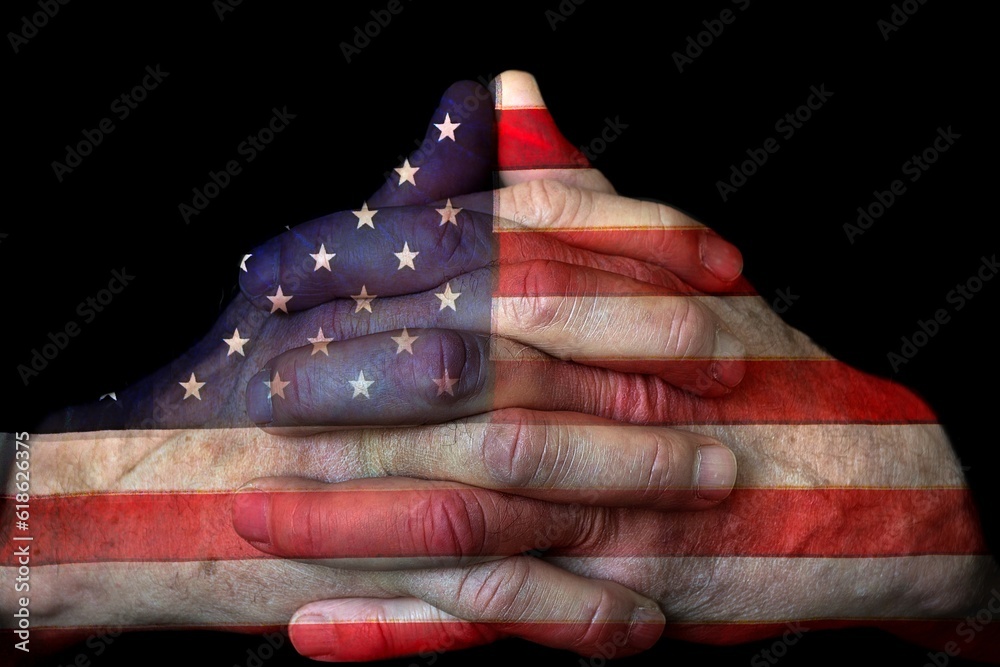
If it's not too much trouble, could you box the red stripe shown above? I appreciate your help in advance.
[2,488,983,565]
[496,108,591,170]
[494,360,938,424]
[495,233,757,295]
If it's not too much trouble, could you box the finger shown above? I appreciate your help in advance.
[491,70,616,194]
[490,260,746,393]
[238,199,722,314]
[231,471,733,566]
[235,412,736,515]
[490,71,742,290]
[232,476,585,566]
[367,80,495,207]
[288,598,501,662]
[459,179,744,290]
[243,326,738,430]
[245,316,740,430]
[239,78,494,298]
[244,266,744,414]
[289,560,664,660]
[356,409,737,509]
[238,199,496,312]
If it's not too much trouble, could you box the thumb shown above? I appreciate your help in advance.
[492,70,616,193]
[367,80,495,207]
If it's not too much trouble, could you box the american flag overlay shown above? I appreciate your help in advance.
[2,76,996,663]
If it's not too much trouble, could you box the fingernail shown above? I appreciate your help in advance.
[627,605,666,650]
[711,328,746,389]
[714,328,744,357]
[696,444,737,501]
[232,489,271,545]
[246,369,273,424]
[292,611,326,625]
[290,613,334,661]
[238,241,278,302]
[711,358,747,390]
[497,71,545,107]
[700,232,743,282]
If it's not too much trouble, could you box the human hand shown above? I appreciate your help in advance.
[234,73,999,663]
[6,74,747,661]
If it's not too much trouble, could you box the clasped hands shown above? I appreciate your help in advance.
[25,72,994,662]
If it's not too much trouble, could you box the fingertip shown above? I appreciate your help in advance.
[246,369,274,425]
[231,487,271,546]
[238,241,279,304]
[492,70,545,108]
[712,329,746,388]
[696,444,738,502]
[700,231,744,283]
[623,605,666,655]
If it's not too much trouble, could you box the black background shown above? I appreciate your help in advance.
[4,0,997,665]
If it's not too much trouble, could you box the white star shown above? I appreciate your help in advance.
[354,202,378,229]
[393,241,419,270]
[435,282,462,311]
[352,285,377,313]
[349,370,374,399]
[99,392,117,401]
[223,328,250,356]
[267,286,293,314]
[240,254,252,272]
[394,158,420,186]
[310,243,336,271]
[179,373,205,400]
[307,327,334,356]
[433,369,459,396]
[391,328,419,354]
[434,113,461,141]
[265,372,290,399]
[436,198,462,226]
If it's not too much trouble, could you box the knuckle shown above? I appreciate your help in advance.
[505,260,576,335]
[416,488,489,560]
[662,297,717,358]
[287,493,330,552]
[509,179,580,228]
[637,430,683,499]
[418,330,489,408]
[572,586,625,651]
[458,557,534,618]
[649,200,693,230]
[482,409,561,488]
